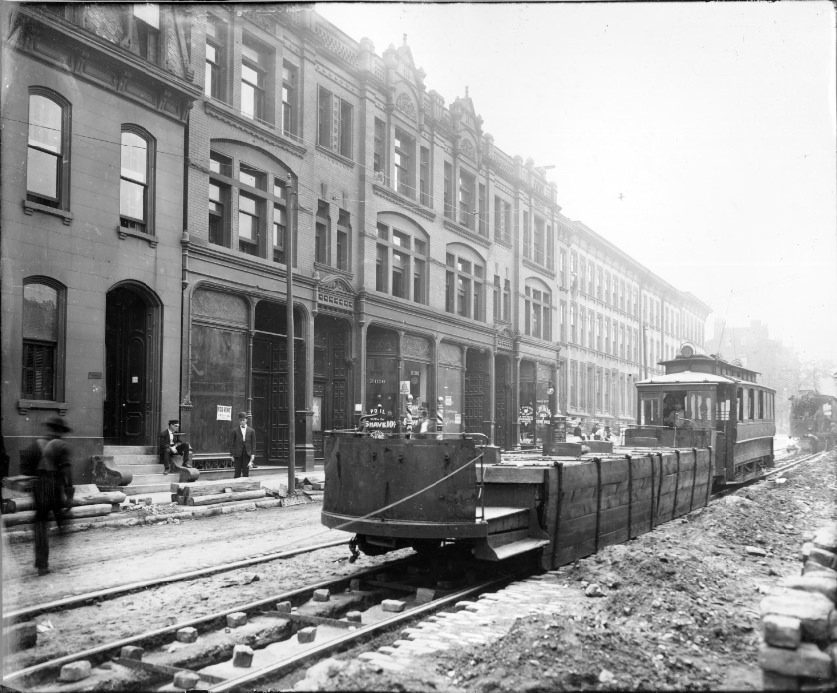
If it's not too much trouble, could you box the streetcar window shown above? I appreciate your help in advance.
[758,390,764,420]
[748,388,755,420]
[661,392,684,423]
[737,388,744,421]
[717,397,729,422]
[640,394,661,425]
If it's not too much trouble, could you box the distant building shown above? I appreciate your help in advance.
[705,318,801,434]
[560,219,710,434]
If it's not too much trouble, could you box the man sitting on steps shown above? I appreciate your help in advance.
[159,419,192,475]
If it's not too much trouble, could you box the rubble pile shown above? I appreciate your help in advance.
[759,523,837,689]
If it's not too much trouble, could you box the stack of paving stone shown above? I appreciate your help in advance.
[759,524,837,689]
[170,478,266,506]
[2,482,125,526]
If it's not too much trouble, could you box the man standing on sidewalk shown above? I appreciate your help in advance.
[229,412,256,478]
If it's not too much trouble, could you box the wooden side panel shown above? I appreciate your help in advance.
[543,446,714,570]
[654,452,678,525]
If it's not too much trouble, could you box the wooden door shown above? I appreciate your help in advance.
[104,287,149,444]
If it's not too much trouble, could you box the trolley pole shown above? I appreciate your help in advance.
[286,174,296,494]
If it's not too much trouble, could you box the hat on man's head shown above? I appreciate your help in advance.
[238,411,248,420]
[46,416,72,433]
[168,419,179,426]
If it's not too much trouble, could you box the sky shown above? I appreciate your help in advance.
[315,1,837,362]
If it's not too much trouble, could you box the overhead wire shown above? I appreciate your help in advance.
[2,108,434,207]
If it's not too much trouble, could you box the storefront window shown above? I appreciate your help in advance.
[439,365,462,434]
[365,355,397,421]
[191,324,247,450]
[403,360,430,416]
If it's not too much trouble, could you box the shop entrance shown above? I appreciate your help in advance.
[252,302,304,465]
[494,356,512,449]
[313,316,351,458]
[464,351,490,437]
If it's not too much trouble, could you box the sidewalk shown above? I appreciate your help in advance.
[2,469,326,543]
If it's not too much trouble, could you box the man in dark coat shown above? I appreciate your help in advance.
[159,419,191,474]
[229,412,256,478]
[22,416,74,576]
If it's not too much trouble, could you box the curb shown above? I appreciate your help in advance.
[2,495,322,544]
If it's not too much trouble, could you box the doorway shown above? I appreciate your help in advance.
[252,301,305,464]
[313,316,351,458]
[104,284,160,445]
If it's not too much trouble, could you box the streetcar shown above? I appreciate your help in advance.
[789,386,836,453]
[626,343,775,483]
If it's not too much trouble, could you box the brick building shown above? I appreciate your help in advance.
[2,4,711,478]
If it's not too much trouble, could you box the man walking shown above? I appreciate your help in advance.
[22,417,74,576]
[229,411,256,478]
[159,419,191,474]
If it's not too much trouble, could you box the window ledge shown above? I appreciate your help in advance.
[442,219,491,248]
[23,199,73,225]
[315,144,356,169]
[117,225,158,247]
[313,262,353,279]
[18,399,68,415]
[522,257,556,280]
[372,183,436,221]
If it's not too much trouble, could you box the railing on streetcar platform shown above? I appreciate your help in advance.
[624,423,712,448]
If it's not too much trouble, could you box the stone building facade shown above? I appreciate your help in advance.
[1,4,200,479]
[2,3,710,478]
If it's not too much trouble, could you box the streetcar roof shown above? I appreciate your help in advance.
[636,371,746,386]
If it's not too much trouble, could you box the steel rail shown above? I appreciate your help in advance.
[208,568,529,693]
[2,551,401,688]
[3,538,349,624]
[763,451,827,478]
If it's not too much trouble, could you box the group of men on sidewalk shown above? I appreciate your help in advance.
[158,412,257,479]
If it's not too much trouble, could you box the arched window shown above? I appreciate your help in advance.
[27,89,71,210]
[22,278,66,401]
[120,127,155,233]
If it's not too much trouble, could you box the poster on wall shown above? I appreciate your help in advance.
[217,405,232,421]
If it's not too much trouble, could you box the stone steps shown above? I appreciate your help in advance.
[103,445,171,495]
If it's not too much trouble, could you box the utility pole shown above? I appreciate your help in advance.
[286,174,296,494]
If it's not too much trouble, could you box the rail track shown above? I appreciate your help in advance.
[3,538,348,625]
[3,552,534,692]
[710,448,829,501]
